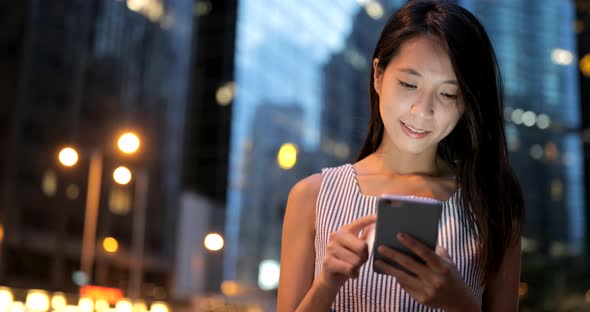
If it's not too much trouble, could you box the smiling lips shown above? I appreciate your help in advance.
[400,121,431,139]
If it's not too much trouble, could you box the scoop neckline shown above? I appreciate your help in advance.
[346,163,459,204]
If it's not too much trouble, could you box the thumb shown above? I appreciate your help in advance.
[436,245,451,259]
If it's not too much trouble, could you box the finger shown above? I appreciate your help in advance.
[359,224,375,241]
[330,243,366,268]
[340,233,369,262]
[330,232,369,258]
[376,245,430,279]
[436,244,451,259]
[397,233,445,272]
[325,255,360,278]
[374,260,423,290]
[342,214,376,235]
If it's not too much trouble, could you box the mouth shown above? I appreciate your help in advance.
[400,121,431,139]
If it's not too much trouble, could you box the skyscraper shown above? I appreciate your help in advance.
[321,6,391,164]
[0,0,193,299]
[178,0,238,294]
[224,0,368,283]
[237,103,305,285]
[460,0,586,255]
[0,2,27,271]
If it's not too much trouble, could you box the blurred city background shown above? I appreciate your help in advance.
[0,0,589,311]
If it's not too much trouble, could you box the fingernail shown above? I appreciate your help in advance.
[397,233,405,239]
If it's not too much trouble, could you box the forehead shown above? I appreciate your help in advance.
[387,35,456,80]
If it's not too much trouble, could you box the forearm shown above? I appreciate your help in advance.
[295,278,339,312]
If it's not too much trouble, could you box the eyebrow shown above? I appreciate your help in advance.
[397,68,458,85]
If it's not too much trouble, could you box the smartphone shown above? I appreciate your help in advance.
[372,195,443,275]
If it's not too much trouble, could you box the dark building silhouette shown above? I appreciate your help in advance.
[321,6,392,163]
[180,0,238,294]
[576,0,590,252]
[0,0,193,300]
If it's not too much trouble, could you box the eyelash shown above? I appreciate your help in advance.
[441,93,458,100]
[398,80,416,89]
[398,80,458,100]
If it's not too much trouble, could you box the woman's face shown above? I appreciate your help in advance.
[373,35,464,155]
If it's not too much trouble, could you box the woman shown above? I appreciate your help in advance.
[278,0,525,311]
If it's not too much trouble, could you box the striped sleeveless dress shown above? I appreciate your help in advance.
[314,164,485,311]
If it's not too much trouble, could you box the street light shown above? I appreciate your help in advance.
[58,131,145,290]
[115,299,132,312]
[132,301,147,312]
[95,300,109,312]
[102,237,119,253]
[113,166,132,185]
[59,147,79,167]
[80,149,103,287]
[204,233,224,251]
[25,289,49,312]
[8,301,25,312]
[0,287,13,310]
[115,132,149,301]
[150,302,169,312]
[50,293,66,311]
[78,297,93,312]
[117,132,141,154]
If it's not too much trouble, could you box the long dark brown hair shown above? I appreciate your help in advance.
[357,0,525,285]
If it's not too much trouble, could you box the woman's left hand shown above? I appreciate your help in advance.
[374,233,479,312]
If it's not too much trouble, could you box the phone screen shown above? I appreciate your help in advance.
[372,195,442,275]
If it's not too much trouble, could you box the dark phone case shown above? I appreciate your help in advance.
[372,195,443,275]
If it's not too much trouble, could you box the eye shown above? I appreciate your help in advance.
[440,92,458,100]
[398,80,416,89]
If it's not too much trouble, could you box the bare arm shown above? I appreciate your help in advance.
[482,238,522,312]
[277,174,375,312]
[277,174,326,312]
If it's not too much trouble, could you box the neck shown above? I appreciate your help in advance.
[373,137,442,177]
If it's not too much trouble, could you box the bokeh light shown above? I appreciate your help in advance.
[204,233,224,251]
[103,237,119,253]
[117,132,140,154]
[59,147,79,167]
[113,167,132,185]
[277,143,298,170]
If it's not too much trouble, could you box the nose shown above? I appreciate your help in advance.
[410,92,434,118]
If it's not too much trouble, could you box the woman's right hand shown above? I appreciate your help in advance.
[316,214,377,292]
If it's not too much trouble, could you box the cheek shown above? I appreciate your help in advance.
[378,100,395,123]
[439,112,462,136]
[379,93,406,119]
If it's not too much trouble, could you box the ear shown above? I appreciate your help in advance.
[373,58,384,95]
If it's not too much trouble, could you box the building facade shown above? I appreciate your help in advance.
[0,0,193,300]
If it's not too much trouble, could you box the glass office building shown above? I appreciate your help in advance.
[225,0,407,286]
[460,1,588,309]
[461,0,585,255]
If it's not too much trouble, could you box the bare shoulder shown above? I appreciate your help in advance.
[287,173,323,227]
[287,173,323,225]
[290,173,323,200]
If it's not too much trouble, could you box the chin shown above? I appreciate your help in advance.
[401,132,443,151]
